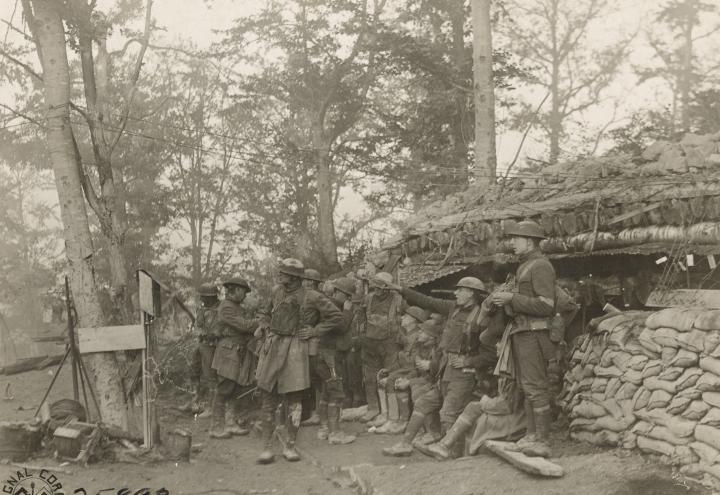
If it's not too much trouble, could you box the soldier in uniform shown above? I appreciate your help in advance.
[209,277,259,439]
[255,258,343,464]
[381,276,504,457]
[359,272,403,423]
[300,268,325,426]
[179,284,220,416]
[490,220,557,458]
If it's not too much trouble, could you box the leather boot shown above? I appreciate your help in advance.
[256,416,275,464]
[178,379,200,412]
[209,397,231,439]
[369,385,388,428]
[376,392,404,434]
[414,413,442,446]
[382,411,425,457]
[282,401,302,462]
[360,367,380,423]
[516,400,537,450]
[317,400,330,440]
[424,416,473,461]
[225,400,250,436]
[327,402,356,445]
[522,407,552,458]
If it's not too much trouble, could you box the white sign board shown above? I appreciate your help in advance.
[78,325,146,353]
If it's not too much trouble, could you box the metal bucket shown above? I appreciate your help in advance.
[166,428,191,461]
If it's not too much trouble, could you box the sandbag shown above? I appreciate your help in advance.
[653,327,681,348]
[661,347,679,365]
[693,310,720,331]
[635,408,697,437]
[700,356,720,376]
[571,401,606,419]
[616,382,639,400]
[596,398,624,420]
[697,372,720,392]
[637,435,675,456]
[695,424,720,451]
[634,387,651,410]
[595,415,633,432]
[647,389,672,410]
[643,376,677,394]
[625,341,659,359]
[675,368,702,391]
[624,369,645,386]
[610,351,632,370]
[678,330,706,353]
[670,445,697,466]
[700,408,720,427]
[596,365,622,379]
[704,332,720,356]
[658,367,684,381]
[646,425,692,445]
[622,431,638,450]
[683,400,710,421]
[639,328,663,353]
[690,441,720,464]
[599,314,632,333]
[600,350,615,368]
[678,386,701,400]
[646,308,699,332]
[570,417,600,432]
[604,378,622,400]
[591,378,608,393]
[632,420,653,435]
[703,391,720,409]
[628,354,650,371]
[571,430,620,446]
[670,349,699,368]
[577,376,593,392]
[641,360,663,379]
[667,396,692,415]
[619,398,635,420]
[608,326,631,349]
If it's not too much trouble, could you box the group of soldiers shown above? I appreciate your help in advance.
[180,220,569,464]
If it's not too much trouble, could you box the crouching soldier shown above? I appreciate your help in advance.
[209,277,259,439]
[491,220,557,458]
[179,284,220,416]
[255,258,343,464]
[382,277,504,457]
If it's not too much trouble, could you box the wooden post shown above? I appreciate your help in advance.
[65,277,79,402]
[142,311,150,448]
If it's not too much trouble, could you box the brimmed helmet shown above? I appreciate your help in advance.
[278,258,305,278]
[456,277,487,293]
[303,268,323,282]
[405,306,430,322]
[333,277,356,297]
[371,272,393,286]
[198,284,218,297]
[504,220,546,239]
[223,277,251,292]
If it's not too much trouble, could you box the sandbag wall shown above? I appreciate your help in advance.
[559,308,720,480]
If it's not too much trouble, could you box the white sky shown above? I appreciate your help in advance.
[1,0,718,253]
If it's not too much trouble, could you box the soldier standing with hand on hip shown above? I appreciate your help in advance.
[254,258,343,464]
[491,220,557,458]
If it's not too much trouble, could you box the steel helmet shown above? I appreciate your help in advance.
[278,258,305,277]
[456,277,487,293]
[303,268,323,282]
[198,284,219,297]
[223,277,251,292]
[333,277,356,297]
[504,220,547,239]
[371,272,394,287]
[405,306,430,322]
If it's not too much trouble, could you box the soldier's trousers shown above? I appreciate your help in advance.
[260,388,306,446]
[511,330,556,410]
[413,374,476,430]
[190,342,217,396]
[337,349,363,400]
[311,349,345,403]
[215,377,253,416]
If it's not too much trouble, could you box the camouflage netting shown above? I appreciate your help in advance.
[560,307,720,486]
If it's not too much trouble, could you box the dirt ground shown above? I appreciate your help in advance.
[0,366,715,495]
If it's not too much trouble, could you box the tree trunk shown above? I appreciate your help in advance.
[26,0,128,429]
[548,0,562,164]
[471,0,497,183]
[680,4,694,133]
[312,124,341,272]
[448,0,469,190]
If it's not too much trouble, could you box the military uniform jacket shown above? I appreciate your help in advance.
[211,299,258,384]
[255,285,342,393]
[333,299,355,352]
[363,291,402,341]
[195,304,220,343]
[508,249,556,335]
[401,288,504,382]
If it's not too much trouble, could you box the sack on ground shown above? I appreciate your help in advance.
[682,400,710,420]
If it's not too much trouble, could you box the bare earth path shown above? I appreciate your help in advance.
[0,369,712,495]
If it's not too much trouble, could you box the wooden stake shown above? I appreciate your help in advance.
[142,311,149,448]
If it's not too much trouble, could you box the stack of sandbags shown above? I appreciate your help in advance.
[560,308,720,478]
